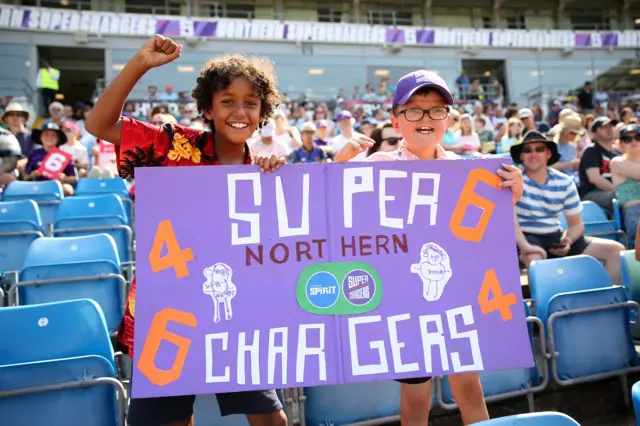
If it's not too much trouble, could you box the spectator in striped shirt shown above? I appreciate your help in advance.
[512,130,625,284]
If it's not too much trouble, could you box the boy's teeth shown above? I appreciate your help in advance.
[229,123,248,128]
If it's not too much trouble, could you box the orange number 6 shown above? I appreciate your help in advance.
[149,220,194,279]
[477,269,517,322]
[137,308,198,386]
[449,168,501,242]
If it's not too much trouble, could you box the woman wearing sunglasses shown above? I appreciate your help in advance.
[611,124,640,235]
[333,121,401,162]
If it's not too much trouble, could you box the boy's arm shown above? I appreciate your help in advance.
[85,35,182,146]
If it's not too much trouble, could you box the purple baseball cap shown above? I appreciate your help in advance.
[336,111,353,121]
[393,70,453,107]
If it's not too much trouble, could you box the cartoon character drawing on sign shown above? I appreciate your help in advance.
[203,262,237,323]
[410,242,452,302]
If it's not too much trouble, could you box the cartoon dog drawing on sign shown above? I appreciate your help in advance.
[203,263,237,323]
[410,242,452,302]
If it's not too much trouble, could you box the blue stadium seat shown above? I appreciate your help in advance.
[304,381,403,425]
[1,180,63,235]
[76,178,133,224]
[547,286,639,385]
[0,300,124,426]
[473,412,580,425]
[0,200,43,274]
[9,234,126,334]
[580,201,625,243]
[436,304,547,412]
[614,198,637,248]
[529,255,613,324]
[632,380,640,426]
[53,194,133,264]
[621,250,640,322]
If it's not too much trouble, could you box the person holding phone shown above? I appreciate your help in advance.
[512,130,625,284]
[333,121,400,162]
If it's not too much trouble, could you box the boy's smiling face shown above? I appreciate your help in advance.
[391,90,450,154]
[205,76,262,145]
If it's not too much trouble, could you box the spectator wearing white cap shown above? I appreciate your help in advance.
[551,114,583,175]
[0,129,23,187]
[2,102,37,156]
[249,118,290,159]
[329,111,364,155]
[273,110,301,153]
[518,108,537,134]
[290,122,327,164]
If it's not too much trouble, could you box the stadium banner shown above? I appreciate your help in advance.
[1,5,638,49]
[131,157,533,398]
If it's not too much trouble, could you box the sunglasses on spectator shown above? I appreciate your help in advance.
[382,137,402,145]
[521,146,547,154]
[395,106,450,122]
[620,134,640,143]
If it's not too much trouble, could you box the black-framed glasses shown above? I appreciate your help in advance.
[395,106,450,122]
[620,134,640,144]
[382,137,402,146]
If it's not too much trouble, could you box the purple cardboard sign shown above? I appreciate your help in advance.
[132,158,533,398]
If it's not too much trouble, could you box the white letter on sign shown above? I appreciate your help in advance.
[275,174,310,238]
[446,305,484,372]
[408,173,440,226]
[419,314,450,374]
[228,173,262,246]
[205,332,230,383]
[296,324,327,382]
[379,170,407,229]
[348,315,389,375]
[267,327,288,385]
[343,167,374,228]
[387,314,420,373]
[237,330,260,385]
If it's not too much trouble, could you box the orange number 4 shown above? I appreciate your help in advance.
[137,308,198,386]
[477,269,517,322]
[449,168,501,243]
[149,220,194,279]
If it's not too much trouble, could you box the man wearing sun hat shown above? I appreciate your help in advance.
[2,102,37,156]
[512,130,624,284]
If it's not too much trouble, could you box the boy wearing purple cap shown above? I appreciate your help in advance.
[257,70,524,425]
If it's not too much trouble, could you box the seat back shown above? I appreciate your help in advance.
[548,286,638,381]
[0,299,114,366]
[632,380,640,426]
[474,412,580,425]
[17,235,124,332]
[529,255,612,323]
[76,178,133,223]
[1,180,63,232]
[54,194,131,262]
[0,200,42,272]
[0,356,119,426]
[304,381,402,425]
[622,250,640,308]
[581,201,609,222]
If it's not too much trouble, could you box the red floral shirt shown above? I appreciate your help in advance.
[116,117,252,358]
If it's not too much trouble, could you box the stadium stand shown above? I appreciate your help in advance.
[0,299,125,426]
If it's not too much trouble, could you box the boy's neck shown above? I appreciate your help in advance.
[214,136,246,164]
[406,144,437,160]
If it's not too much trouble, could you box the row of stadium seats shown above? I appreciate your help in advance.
[559,200,636,248]
[1,239,637,425]
[0,296,584,426]
[0,179,134,233]
[304,255,640,425]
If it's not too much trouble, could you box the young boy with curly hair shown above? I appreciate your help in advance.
[86,35,286,426]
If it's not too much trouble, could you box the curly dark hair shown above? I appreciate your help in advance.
[192,54,281,131]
